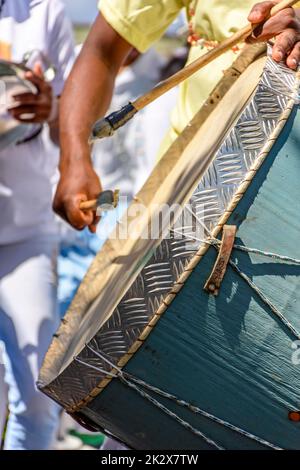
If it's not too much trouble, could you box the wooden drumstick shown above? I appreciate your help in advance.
[79,189,120,212]
[91,0,300,141]
[79,199,99,211]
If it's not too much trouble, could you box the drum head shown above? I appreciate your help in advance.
[40,48,273,388]
[0,60,39,149]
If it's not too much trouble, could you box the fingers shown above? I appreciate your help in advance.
[246,2,300,70]
[8,104,51,122]
[53,162,103,231]
[248,7,297,41]
[25,70,50,93]
[248,1,276,24]
[66,197,94,231]
[53,194,95,231]
[8,104,48,116]
[286,41,300,69]
[11,93,39,105]
[10,81,53,123]
[88,215,101,234]
[272,28,300,62]
[53,182,102,232]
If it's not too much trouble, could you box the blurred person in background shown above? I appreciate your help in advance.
[53,0,300,232]
[0,0,74,450]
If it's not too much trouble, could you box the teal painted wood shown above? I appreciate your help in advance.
[82,108,300,449]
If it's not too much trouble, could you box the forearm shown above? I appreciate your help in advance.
[59,52,115,167]
[59,14,131,171]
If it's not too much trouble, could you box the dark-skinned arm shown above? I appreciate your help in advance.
[53,14,132,233]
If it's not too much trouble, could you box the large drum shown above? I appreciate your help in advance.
[38,47,300,450]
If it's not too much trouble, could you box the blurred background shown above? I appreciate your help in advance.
[62,0,98,26]
[62,0,98,43]
[62,0,186,51]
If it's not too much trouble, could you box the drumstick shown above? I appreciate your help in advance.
[91,0,299,141]
[79,189,119,212]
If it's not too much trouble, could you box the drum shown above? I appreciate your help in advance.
[38,47,300,450]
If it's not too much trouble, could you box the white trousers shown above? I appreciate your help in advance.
[0,235,60,449]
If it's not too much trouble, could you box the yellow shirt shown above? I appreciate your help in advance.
[98,1,295,154]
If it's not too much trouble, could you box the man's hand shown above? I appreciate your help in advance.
[247,1,300,69]
[53,13,132,231]
[8,62,54,123]
[53,158,102,233]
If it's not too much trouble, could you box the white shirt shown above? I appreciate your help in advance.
[0,0,75,245]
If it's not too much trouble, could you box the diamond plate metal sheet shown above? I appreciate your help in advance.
[43,56,298,409]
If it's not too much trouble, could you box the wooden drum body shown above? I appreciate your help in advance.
[39,49,300,450]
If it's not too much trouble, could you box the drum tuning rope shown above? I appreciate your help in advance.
[172,205,300,340]
[73,344,282,450]
[171,226,300,266]
[227,257,300,340]
[178,204,300,265]
[231,244,300,265]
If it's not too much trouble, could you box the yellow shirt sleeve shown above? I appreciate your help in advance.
[99,0,185,52]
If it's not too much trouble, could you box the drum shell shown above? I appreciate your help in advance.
[66,108,300,450]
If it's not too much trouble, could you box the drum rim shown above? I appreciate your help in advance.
[38,45,299,413]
